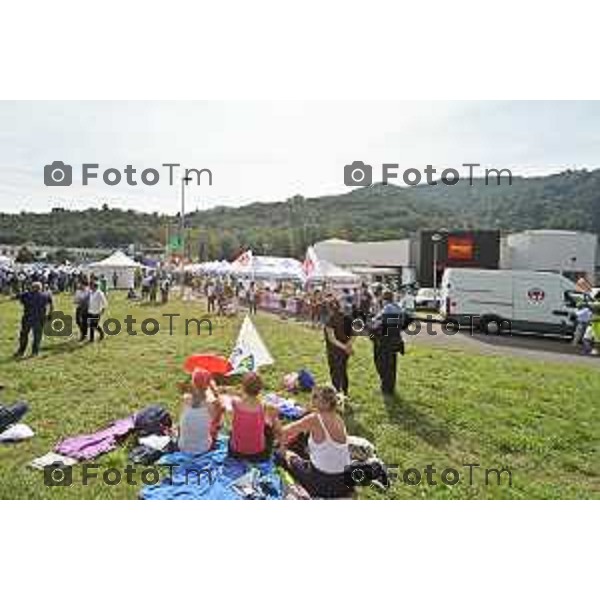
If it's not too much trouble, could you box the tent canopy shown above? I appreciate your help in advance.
[231,254,304,280]
[87,251,140,289]
[89,250,140,269]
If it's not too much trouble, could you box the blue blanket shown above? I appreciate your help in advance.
[140,436,283,500]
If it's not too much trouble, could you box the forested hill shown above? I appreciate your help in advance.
[1,168,599,260]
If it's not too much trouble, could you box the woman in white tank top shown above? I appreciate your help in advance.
[308,412,351,474]
[281,386,352,498]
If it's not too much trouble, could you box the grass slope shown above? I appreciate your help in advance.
[0,294,599,499]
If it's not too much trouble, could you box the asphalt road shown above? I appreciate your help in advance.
[409,320,600,369]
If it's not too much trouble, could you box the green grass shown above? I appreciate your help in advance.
[0,293,599,499]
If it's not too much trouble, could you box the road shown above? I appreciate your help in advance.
[409,320,600,369]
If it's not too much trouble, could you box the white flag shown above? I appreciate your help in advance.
[228,316,274,375]
[302,246,318,278]
[232,249,253,268]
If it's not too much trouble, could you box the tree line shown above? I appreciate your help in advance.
[1,169,599,262]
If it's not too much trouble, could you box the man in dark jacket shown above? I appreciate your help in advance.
[370,290,406,397]
[324,297,353,396]
[15,281,53,357]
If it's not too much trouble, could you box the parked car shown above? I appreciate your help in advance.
[439,268,590,337]
[415,287,440,310]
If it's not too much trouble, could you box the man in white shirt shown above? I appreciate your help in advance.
[87,279,108,342]
[399,289,416,314]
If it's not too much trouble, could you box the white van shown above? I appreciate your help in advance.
[439,268,585,336]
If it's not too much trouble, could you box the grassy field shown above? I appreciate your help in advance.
[0,292,599,499]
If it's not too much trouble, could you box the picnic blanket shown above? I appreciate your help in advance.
[140,436,283,500]
[55,416,135,460]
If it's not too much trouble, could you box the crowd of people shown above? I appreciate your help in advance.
[5,259,600,500]
[0,263,82,296]
[191,274,414,398]
[9,263,174,357]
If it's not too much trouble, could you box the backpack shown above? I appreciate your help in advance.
[133,405,172,436]
[297,369,315,391]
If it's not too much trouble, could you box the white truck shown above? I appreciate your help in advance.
[439,268,587,336]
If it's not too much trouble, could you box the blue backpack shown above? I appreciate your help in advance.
[297,369,315,391]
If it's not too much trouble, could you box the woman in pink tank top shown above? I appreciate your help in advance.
[228,372,281,459]
[231,399,267,455]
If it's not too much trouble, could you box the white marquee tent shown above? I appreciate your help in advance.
[88,251,140,289]
[230,251,304,281]
[303,246,360,286]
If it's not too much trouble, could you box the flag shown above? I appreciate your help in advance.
[302,246,318,277]
[232,249,253,268]
[228,316,274,375]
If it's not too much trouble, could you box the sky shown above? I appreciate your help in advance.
[1,100,599,214]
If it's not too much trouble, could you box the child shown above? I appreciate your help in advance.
[178,368,223,454]
[227,372,281,460]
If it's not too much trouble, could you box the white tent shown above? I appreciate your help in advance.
[231,251,304,281]
[303,246,360,285]
[88,251,140,289]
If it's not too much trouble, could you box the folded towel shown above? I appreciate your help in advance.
[29,452,77,470]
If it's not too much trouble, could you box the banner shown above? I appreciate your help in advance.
[228,316,274,375]
[168,234,183,251]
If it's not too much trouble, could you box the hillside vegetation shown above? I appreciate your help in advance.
[1,169,598,260]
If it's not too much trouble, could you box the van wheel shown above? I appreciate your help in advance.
[481,316,501,335]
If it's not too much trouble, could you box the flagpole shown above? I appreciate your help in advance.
[180,175,192,296]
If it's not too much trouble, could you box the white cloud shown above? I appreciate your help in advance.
[0,101,599,213]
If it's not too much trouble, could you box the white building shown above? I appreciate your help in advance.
[501,230,597,282]
[313,238,414,282]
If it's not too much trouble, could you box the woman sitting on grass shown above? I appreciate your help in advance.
[280,385,352,498]
[178,368,223,454]
[226,372,281,461]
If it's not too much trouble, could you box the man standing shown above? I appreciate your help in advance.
[87,280,108,342]
[112,271,119,290]
[74,280,90,341]
[247,281,258,315]
[206,279,216,313]
[149,275,158,304]
[370,290,406,397]
[14,281,53,358]
[160,277,170,304]
[324,297,353,396]
[358,283,373,318]
[572,303,592,346]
